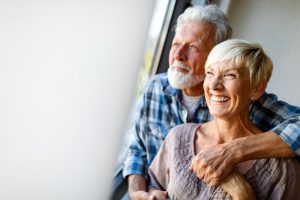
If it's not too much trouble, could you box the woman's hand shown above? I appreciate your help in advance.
[130,191,150,200]
[220,169,256,200]
[148,189,168,200]
[130,190,167,200]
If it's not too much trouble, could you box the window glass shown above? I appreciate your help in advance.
[135,0,176,98]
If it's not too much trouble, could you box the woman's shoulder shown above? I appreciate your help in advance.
[165,123,200,146]
[251,158,300,176]
[169,123,199,137]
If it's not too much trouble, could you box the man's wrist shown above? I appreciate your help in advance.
[228,137,248,164]
[128,174,147,192]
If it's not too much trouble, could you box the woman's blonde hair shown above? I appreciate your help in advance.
[205,39,273,88]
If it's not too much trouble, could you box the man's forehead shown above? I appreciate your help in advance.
[174,22,215,41]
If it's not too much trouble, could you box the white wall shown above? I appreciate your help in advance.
[227,0,300,105]
[0,1,155,200]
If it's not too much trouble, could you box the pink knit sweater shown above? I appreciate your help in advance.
[148,123,300,200]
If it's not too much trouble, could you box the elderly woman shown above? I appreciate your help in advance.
[148,39,300,199]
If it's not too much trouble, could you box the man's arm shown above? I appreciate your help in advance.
[123,77,167,199]
[123,96,149,198]
[128,175,148,200]
[190,93,300,186]
[236,132,296,161]
[191,131,297,186]
[128,175,168,200]
[190,132,296,186]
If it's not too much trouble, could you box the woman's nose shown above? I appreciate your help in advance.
[209,76,223,90]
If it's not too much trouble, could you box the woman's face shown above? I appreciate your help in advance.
[203,60,253,118]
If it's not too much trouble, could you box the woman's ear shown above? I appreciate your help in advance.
[251,81,267,101]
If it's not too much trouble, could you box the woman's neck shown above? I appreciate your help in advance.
[197,114,262,146]
[213,117,258,142]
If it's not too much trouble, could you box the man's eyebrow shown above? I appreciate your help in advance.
[206,66,215,72]
[195,38,206,45]
[196,32,211,44]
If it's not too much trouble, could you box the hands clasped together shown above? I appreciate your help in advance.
[132,141,250,200]
[189,141,239,186]
[131,190,168,200]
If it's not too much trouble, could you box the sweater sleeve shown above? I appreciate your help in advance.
[148,131,172,191]
[281,159,300,199]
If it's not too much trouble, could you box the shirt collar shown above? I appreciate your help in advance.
[164,84,180,97]
[198,95,208,108]
[164,84,207,108]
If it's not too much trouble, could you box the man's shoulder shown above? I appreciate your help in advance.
[255,92,300,112]
[143,72,175,95]
[149,73,169,87]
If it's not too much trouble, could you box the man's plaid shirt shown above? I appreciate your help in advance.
[123,73,300,179]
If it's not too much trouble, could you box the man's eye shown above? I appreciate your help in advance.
[172,42,179,47]
[190,45,198,51]
[206,71,214,76]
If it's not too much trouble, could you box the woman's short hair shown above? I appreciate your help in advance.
[176,5,232,44]
[205,39,273,88]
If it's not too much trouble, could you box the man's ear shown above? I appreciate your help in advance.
[251,81,267,101]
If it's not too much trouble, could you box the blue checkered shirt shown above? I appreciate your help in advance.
[123,73,300,179]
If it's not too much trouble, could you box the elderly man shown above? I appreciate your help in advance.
[123,5,300,199]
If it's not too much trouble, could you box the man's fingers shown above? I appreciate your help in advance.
[189,153,227,186]
[190,156,206,171]
[148,194,156,200]
[189,144,238,185]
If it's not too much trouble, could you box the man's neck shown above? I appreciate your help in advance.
[182,83,204,97]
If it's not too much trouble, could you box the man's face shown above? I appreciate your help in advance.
[168,22,216,90]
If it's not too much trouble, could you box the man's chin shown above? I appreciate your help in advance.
[169,81,200,89]
[167,68,204,89]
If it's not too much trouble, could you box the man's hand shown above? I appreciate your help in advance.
[189,132,297,186]
[189,140,241,186]
[128,174,147,200]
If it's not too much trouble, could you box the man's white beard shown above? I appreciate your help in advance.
[167,67,204,89]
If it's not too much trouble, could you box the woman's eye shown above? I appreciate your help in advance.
[224,73,237,79]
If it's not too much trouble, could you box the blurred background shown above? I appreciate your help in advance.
[0,0,155,199]
[0,0,299,199]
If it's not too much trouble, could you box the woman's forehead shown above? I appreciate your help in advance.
[207,60,249,73]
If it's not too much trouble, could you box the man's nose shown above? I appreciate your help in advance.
[174,45,187,61]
